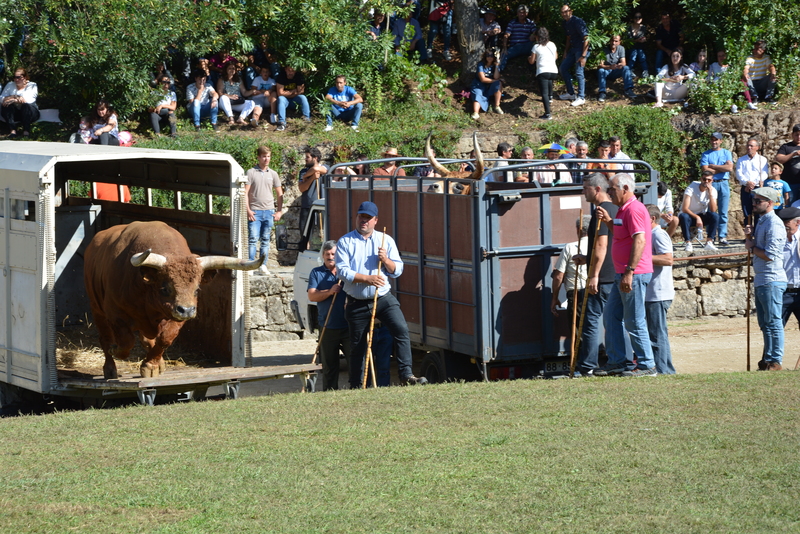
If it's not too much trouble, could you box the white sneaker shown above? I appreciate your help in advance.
[571,98,586,107]
[351,124,359,131]
[704,241,719,252]
[747,102,758,110]
[493,106,504,114]
[270,113,277,124]
[324,124,334,132]
[443,50,452,61]
[684,242,693,252]
[259,264,270,275]
[471,112,480,120]
[559,93,576,101]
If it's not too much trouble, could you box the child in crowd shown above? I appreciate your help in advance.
[689,50,707,74]
[764,161,791,209]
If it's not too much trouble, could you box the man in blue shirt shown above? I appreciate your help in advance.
[779,207,800,370]
[324,75,363,132]
[308,240,349,390]
[335,201,428,387]
[745,187,787,371]
[700,132,734,245]
[558,4,590,107]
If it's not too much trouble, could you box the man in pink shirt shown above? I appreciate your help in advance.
[595,173,656,377]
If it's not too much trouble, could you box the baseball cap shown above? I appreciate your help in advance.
[753,187,781,204]
[777,207,800,220]
[711,132,723,140]
[357,201,378,218]
[792,124,800,133]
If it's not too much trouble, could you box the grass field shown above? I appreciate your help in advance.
[1,372,798,533]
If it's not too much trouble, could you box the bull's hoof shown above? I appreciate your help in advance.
[140,360,166,378]
[140,366,153,378]
[159,359,167,373]
[103,362,118,379]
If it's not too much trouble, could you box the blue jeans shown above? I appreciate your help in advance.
[426,11,452,52]
[606,273,654,370]
[346,293,413,387]
[755,282,786,364]
[678,211,719,242]
[327,103,363,126]
[276,95,310,124]
[711,180,730,240]
[578,283,612,373]
[597,66,633,94]
[188,100,218,126]
[629,47,648,75]
[247,209,275,261]
[655,49,670,71]
[500,41,533,71]
[559,48,587,99]
[646,300,675,374]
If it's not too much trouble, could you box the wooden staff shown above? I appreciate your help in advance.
[568,209,583,375]
[362,227,387,389]
[571,216,604,377]
[746,215,752,371]
[310,282,341,366]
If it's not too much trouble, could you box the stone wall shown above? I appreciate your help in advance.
[249,273,304,341]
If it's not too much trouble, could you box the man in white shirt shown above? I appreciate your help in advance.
[735,136,769,226]
[778,207,800,370]
[679,170,719,252]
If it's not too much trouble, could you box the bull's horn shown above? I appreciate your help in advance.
[469,131,484,180]
[425,133,451,177]
[198,255,264,271]
[131,249,167,270]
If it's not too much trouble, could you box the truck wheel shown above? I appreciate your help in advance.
[421,352,446,384]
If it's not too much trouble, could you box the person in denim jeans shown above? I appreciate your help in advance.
[645,204,676,374]
[275,65,310,131]
[700,132,734,244]
[745,187,787,370]
[245,146,284,274]
[185,70,219,131]
[558,4,589,107]
[595,174,656,377]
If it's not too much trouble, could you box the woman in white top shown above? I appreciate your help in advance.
[528,27,558,120]
[654,48,694,107]
[1,68,39,139]
[216,61,257,125]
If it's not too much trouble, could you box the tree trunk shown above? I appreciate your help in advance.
[453,0,482,86]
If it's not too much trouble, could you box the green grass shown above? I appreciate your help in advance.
[1,373,799,533]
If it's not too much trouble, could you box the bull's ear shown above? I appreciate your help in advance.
[139,267,159,284]
[201,270,218,284]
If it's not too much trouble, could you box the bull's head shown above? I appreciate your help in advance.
[130,250,262,321]
[424,131,484,195]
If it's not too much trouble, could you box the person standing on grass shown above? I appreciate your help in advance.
[778,207,800,369]
[744,187,786,371]
[736,137,769,226]
[335,201,428,387]
[572,173,617,377]
[528,26,558,121]
[594,173,656,377]
[558,4,589,107]
[646,204,676,375]
[245,146,283,275]
[700,132,734,245]
[308,240,349,391]
[550,215,590,325]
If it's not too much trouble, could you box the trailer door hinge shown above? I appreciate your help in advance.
[481,247,498,260]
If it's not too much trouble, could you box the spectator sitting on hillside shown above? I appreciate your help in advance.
[743,40,777,110]
[208,49,234,86]
[186,69,219,131]
[596,34,635,102]
[324,75,363,132]
[149,61,173,89]
[195,58,212,83]
[1,67,39,139]
[764,162,791,210]
[244,64,277,127]
[689,49,707,74]
[708,50,728,82]
[653,48,694,107]
[654,11,683,70]
[480,9,502,50]
[470,50,503,120]
[392,13,429,63]
[275,64,311,132]
[217,61,257,126]
[499,4,537,71]
[242,52,259,90]
[626,12,649,77]
[426,0,453,62]
[368,12,387,40]
[148,74,177,137]
[86,99,121,145]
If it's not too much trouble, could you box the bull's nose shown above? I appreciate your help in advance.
[174,306,197,320]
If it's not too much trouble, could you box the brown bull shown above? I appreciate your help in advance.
[425,131,484,194]
[84,221,262,379]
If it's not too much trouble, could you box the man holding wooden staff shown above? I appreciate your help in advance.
[308,240,349,391]
[745,188,787,370]
[335,201,428,387]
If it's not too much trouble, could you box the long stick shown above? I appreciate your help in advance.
[311,282,341,366]
[571,216,604,377]
[362,227,387,389]
[569,209,583,375]
[746,215,753,371]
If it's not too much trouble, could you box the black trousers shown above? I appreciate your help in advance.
[1,103,39,132]
[537,72,559,115]
[346,293,412,388]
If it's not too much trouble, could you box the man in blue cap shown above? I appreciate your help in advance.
[335,201,428,387]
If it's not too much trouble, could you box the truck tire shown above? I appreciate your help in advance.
[421,352,446,384]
